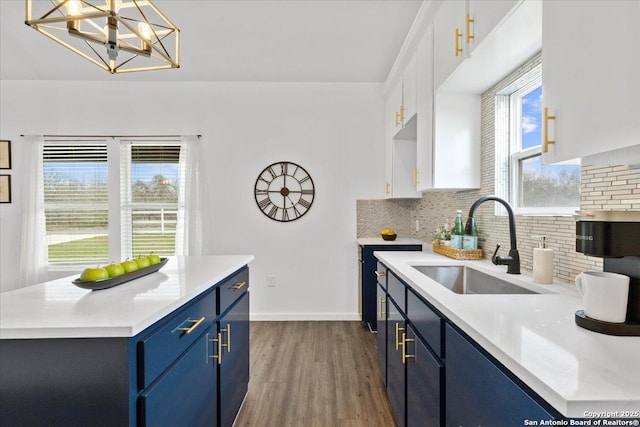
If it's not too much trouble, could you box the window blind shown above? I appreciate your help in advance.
[120,142,183,259]
[43,142,109,264]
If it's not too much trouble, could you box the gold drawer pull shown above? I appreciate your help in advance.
[210,333,223,365]
[374,270,386,277]
[378,297,386,318]
[402,333,415,364]
[395,322,405,351]
[232,281,246,290]
[221,324,231,353]
[175,316,205,335]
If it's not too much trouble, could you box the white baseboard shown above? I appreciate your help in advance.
[250,313,361,321]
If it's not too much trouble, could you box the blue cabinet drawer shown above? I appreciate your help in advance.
[137,289,216,389]
[387,271,406,312]
[219,267,249,315]
[376,262,387,290]
[407,289,443,357]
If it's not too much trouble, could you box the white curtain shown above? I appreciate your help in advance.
[175,135,206,255]
[19,135,48,288]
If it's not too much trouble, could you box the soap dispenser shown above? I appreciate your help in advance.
[532,236,554,284]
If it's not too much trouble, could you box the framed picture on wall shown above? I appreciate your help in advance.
[0,175,11,203]
[0,140,10,169]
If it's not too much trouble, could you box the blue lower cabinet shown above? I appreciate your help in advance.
[139,328,217,427]
[387,297,406,427]
[406,325,443,427]
[376,283,388,386]
[445,324,559,427]
[218,291,250,427]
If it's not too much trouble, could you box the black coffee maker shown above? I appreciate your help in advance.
[575,211,640,336]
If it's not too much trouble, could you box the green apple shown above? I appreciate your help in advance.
[79,267,109,282]
[120,259,139,273]
[104,262,125,278]
[135,256,151,269]
[147,253,161,265]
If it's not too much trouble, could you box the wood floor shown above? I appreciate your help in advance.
[234,321,396,427]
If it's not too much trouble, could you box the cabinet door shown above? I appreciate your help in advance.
[406,325,443,427]
[384,79,403,198]
[386,298,406,427]
[445,324,557,426]
[467,0,518,55]
[433,0,467,89]
[416,26,434,192]
[376,284,387,386]
[541,1,640,164]
[139,328,217,427]
[402,54,418,123]
[218,291,250,427]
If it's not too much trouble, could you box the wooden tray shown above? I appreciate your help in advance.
[72,258,169,291]
[432,243,483,260]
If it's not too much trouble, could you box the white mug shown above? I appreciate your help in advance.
[575,271,630,323]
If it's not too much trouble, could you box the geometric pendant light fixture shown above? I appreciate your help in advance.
[25,0,180,74]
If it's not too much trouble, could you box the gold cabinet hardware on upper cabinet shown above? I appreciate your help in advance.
[374,270,386,277]
[395,105,405,127]
[232,281,246,290]
[466,14,475,44]
[378,297,386,318]
[455,28,463,56]
[385,182,391,196]
[401,333,415,364]
[413,168,419,187]
[543,107,556,153]
[395,322,405,351]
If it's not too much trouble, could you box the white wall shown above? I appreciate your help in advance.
[0,80,385,320]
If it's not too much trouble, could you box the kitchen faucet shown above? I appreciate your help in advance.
[465,195,521,274]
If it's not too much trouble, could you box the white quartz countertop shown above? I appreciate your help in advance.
[357,237,423,245]
[374,250,640,419]
[0,255,254,340]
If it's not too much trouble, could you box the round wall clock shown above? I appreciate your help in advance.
[254,161,315,222]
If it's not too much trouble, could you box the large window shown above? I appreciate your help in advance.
[495,64,580,215]
[42,138,184,265]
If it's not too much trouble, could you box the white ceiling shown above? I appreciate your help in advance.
[0,0,423,82]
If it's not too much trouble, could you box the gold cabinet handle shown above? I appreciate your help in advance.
[209,333,223,365]
[221,324,231,353]
[413,168,419,187]
[466,14,475,44]
[402,333,415,364]
[543,107,556,153]
[175,316,205,335]
[399,105,405,123]
[395,111,402,127]
[455,28,463,56]
[378,297,386,318]
[395,322,405,351]
[385,181,390,196]
[232,281,246,290]
[374,270,386,277]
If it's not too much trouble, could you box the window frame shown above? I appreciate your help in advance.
[42,137,184,270]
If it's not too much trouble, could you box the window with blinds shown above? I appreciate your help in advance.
[121,143,182,259]
[43,142,109,264]
[42,138,184,266]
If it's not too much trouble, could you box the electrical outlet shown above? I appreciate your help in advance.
[266,275,275,287]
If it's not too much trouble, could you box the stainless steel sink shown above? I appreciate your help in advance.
[412,265,538,295]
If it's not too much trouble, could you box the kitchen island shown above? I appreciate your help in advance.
[0,255,254,427]
[374,250,640,422]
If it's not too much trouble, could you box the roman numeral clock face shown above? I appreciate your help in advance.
[254,161,315,222]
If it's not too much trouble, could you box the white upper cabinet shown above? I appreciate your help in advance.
[402,54,418,125]
[541,0,640,164]
[416,27,434,192]
[433,0,467,90]
[466,0,519,55]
